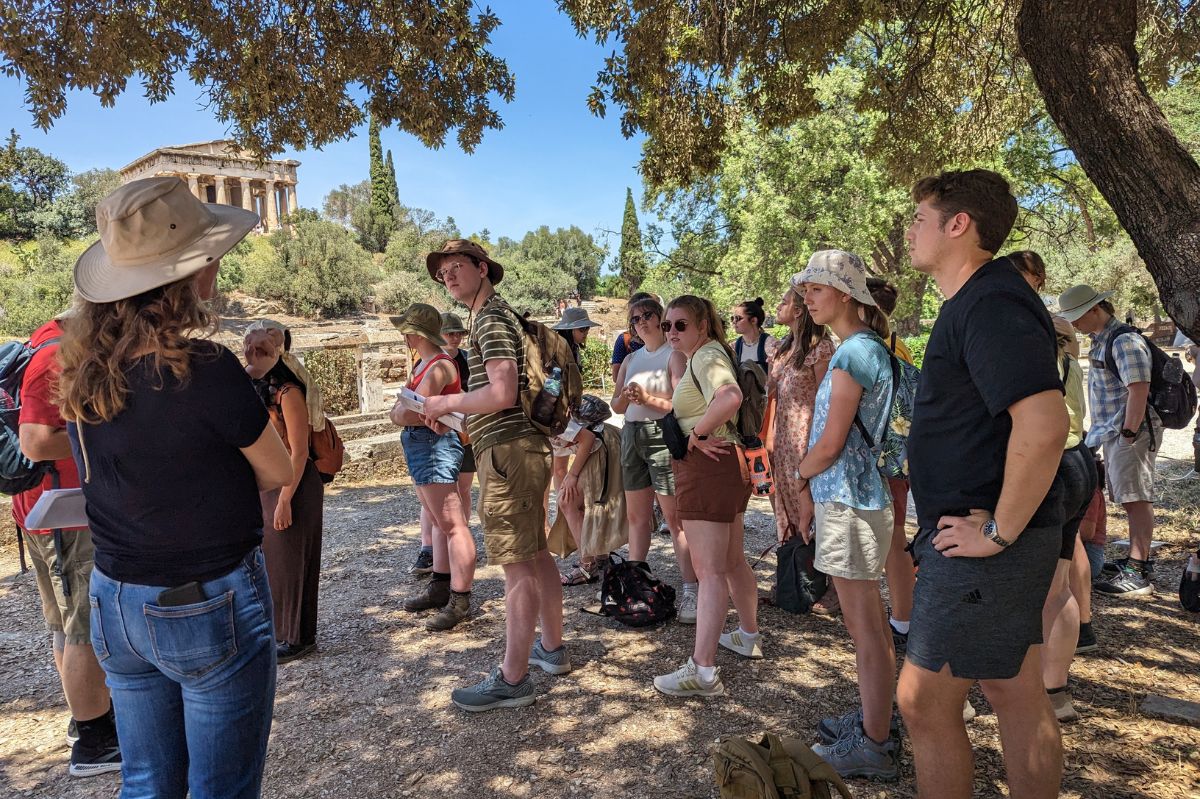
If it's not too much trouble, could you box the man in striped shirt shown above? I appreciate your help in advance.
[422,240,570,712]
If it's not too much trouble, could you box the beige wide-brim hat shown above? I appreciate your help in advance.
[795,249,877,307]
[1056,284,1114,322]
[74,176,260,303]
[552,307,601,330]
[390,303,448,347]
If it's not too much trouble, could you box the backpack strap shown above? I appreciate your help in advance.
[735,337,744,362]
[1101,323,1156,449]
[757,334,768,368]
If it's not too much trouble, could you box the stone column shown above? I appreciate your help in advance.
[265,180,279,231]
[215,177,228,205]
[358,344,385,413]
[186,173,201,200]
[287,183,299,214]
[239,178,253,213]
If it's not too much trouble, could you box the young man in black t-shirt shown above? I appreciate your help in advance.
[897,170,1068,799]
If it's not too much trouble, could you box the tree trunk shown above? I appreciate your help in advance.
[1017,0,1200,341]
[869,215,927,336]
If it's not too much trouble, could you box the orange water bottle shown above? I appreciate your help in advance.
[744,443,773,496]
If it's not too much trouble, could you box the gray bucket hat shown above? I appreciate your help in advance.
[1056,284,1114,322]
[553,306,600,330]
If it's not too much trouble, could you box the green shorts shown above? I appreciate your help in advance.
[619,419,676,495]
[477,436,552,566]
[24,528,95,646]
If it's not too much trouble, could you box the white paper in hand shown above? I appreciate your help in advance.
[397,387,466,432]
[23,488,88,530]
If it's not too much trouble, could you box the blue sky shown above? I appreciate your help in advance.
[0,3,646,254]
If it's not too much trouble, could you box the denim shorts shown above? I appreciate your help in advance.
[401,426,464,485]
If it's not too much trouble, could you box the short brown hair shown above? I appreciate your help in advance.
[911,169,1018,254]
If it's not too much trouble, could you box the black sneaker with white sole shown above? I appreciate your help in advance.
[409,549,434,574]
[1095,566,1153,597]
[69,736,121,778]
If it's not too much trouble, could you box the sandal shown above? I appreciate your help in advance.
[561,560,599,586]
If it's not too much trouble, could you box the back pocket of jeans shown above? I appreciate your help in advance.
[145,591,237,680]
[88,596,110,662]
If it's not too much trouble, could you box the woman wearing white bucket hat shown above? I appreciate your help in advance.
[57,177,294,798]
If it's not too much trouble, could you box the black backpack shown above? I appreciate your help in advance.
[598,555,676,627]
[1103,324,1197,430]
[0,337,60,496]
[774,538,828,615]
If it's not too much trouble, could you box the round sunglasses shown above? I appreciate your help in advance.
[660,319,691,333]
[629,311,658,326]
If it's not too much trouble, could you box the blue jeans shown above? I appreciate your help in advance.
[89,547,277,799]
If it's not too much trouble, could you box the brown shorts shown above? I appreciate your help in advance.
[477,436,552,565]
[671,447,752,523]
[23,528,95,646]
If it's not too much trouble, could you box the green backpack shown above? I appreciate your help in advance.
[713,734,854,799]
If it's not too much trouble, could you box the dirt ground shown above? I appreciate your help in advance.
[2,444,1200,799]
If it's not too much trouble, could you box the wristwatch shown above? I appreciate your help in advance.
[981,518,1011,548]
[1120,427,1137,439]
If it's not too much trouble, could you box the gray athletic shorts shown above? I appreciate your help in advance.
[906,523,1059,680]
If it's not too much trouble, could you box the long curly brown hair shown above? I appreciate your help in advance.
[57,279,219,423]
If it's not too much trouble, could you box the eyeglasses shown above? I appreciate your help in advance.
[660,320,690,333]
[435,262,471,282]
[730,315,744,323]
[629,311,658,326]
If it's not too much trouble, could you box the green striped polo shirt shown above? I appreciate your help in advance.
[466,294,542,452]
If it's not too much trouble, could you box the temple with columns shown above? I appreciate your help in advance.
[119,140,300,233]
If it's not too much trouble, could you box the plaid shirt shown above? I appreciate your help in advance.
[1085,316,1155,446]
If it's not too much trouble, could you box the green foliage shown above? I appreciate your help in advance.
[578,337,610,390]
[273,220,378,316]
[225,235,285,298]
[360,117,397,252]
[491,249,577,316]
[302,348,359,416]
[374,271,448,314]
[903,334,930,369]
[0,133,74,240]
[595,273,624,297]
[511,225,606,298]
[322,180,370,227]
[618,188,645,293]
[0,236,86,336]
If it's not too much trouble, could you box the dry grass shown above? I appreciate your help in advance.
[1,464,1198,798]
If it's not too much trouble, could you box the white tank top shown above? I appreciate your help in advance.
[622,342,674,422]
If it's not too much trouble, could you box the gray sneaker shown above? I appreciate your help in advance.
[529,639,572,675]
[677,590,698,624]
[451,666,536,712]
[812,724,898,780]
[817,706,900,745]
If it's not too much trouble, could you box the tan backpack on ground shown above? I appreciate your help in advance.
[713,734,854,799]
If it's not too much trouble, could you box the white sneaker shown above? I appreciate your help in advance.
[653,657,724,697]
[677,590,698,624]
[719,629,763,659]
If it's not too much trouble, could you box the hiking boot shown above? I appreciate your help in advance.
[276,641,315,663]
[963,698,976,723]
[817,706,901,746]
[451,665,536,712]
[653,658,724,698]
[529,638,572,675]
[69,734,121,778]
[404,579,451,612]
[1049,689,1080,723]
[890,622,908,654]
[409,549,434,574]
[426,592,470,631]
[718,629,763,659]
[1095,566,1153,597]
[677,590,698,624]
[66,718,79,747]
[812,724,898,781]
[1075,621,1098,654]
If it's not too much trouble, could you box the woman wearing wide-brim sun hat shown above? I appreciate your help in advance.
[56,176,295,797]
[388,304,478,631]
[549,306,603,519]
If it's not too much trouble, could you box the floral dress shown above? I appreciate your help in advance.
[768,337,835,539]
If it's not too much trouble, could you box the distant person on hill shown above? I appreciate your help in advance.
[58,177,293,797]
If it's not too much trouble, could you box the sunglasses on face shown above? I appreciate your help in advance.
[629,311,658,326]
[660,320,690,333]
[730,315,744,323]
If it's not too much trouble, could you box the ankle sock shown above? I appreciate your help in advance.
[420,544,433,554]
[738,627,760,641]
[1127,557,1147,572]
[889,618,910,635]
[1079,620,1093,634]
[683,581,698,595]
[431,571,451,582]
[696,663,718,683]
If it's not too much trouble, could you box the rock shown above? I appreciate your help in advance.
[1141,694,1200,726]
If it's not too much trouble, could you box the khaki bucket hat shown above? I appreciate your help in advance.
[440,312,468,334]
[795,249,877,306]
[426,239,504,285]
[74,176,260,303]
[390,303,447,347]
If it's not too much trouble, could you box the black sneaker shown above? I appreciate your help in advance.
[1100,557,1155,579]
[1075,621,1098,654]
[1095,566,1153,597]
[69,736,121,778]
[409,549,434,574]
[65,718,79,747]
[890,622,908,654]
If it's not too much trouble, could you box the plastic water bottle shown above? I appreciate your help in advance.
[532,366,563,425]
[744,444,774,496]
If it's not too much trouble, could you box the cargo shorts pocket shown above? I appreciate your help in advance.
[145,591,238,680]
[481,492,541,564]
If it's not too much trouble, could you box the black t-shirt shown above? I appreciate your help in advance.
[69,342,270,586]
[908,259,1065,531]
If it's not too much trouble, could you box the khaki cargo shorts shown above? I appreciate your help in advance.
[1102,427,1161,505]
[477,436,552,565]
[814,501,893,581]
[23,528,95,646]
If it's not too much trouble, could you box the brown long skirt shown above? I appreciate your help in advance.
[261,459,324,647]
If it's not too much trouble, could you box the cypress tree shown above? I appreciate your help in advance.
[619,187,645,293]
[385,149,400,217]
[363,116,395,251]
